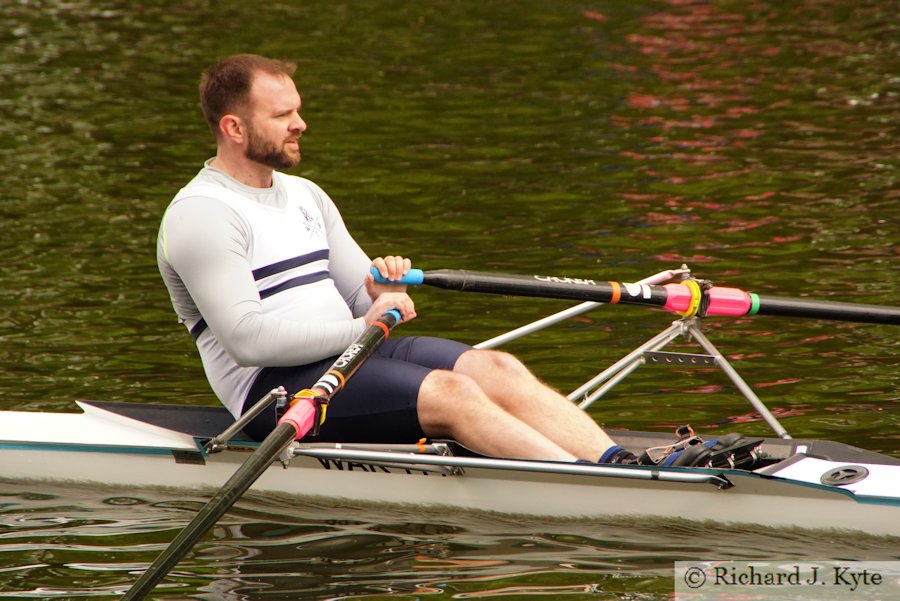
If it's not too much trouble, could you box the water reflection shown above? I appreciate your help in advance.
[593,0,898,294]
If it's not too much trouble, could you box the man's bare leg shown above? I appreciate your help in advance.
[416,370,578,461]
[453,349,616,462]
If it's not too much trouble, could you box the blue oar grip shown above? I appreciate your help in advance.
[384,308,402,324]
[370,266,424,286]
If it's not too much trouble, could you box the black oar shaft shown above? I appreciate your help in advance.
[422,269,669,307]
[385,268,900,325]
[121,422,296,601]
[753,295,900,325]
[121,310,401,600]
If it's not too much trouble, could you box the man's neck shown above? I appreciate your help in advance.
[209,154,274,189]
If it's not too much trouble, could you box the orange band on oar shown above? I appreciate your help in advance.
[608,281,621,304]
[373,320,392,338]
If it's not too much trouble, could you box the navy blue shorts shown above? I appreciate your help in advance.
[241,335,471,443]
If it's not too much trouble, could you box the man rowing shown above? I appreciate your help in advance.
[157,54,748,467]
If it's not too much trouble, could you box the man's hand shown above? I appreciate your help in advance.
[366,255,412,300]
[364,291,416,325]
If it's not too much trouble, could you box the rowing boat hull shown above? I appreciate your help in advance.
[3,443,899,538]
[1,401,898,537]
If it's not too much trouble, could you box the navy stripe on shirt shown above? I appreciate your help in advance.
[252,249,329,281]
[258,270,330,299]
[190,318,208,340]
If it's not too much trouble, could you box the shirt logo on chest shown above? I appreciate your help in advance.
[298,205,324,237]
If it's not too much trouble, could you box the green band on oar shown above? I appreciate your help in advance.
[372,267,900,326]
[748,292,761,316]
[121,309,402,601]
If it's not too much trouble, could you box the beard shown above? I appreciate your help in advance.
[244,125,300,170]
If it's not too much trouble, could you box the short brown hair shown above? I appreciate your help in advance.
[199,54,297,137]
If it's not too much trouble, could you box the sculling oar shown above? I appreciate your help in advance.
[121,309,402,601]
[372,268,900,325]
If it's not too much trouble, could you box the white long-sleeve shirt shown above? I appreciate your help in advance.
[157,163,373,416]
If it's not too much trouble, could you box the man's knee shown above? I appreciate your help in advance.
[420,369,481,404]
[458,349,530,378]
[417,370,492,434]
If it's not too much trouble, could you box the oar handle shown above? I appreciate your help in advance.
[371,266,425,285]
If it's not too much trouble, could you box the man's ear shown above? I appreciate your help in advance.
[219,114,245,143]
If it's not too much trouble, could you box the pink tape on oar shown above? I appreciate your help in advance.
[663,283,694,313]
[664,284,752,317]
[706,286,753,316]
[277,397,317,438]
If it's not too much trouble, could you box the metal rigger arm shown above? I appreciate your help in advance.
[203,387,287,453]
[568,316,792,440]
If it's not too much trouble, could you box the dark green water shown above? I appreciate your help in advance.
[1,1,898,598]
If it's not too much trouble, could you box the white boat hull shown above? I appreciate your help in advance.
[1,401,898,538]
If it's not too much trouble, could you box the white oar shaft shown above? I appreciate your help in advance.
[475,301,600,349]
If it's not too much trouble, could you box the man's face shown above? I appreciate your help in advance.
[243,71,306,170]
